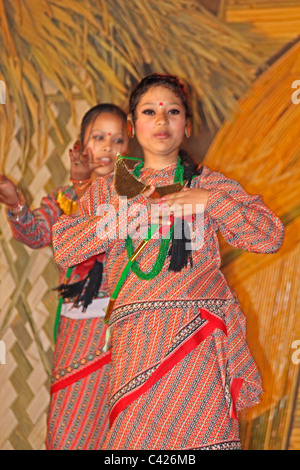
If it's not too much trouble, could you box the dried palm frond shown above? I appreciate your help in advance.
[0,0,264,171]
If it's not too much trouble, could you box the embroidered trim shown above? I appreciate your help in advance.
[110,298,232,326]
[110,365,158,411]
[51,349,110,385]
[109,307,227,426]
[50,351,111,394]
[193,440,241,450]
[167,314,206,355]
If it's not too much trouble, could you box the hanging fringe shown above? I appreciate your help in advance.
[56,279,85,300]
[168,167,198,272]
[56,260,103,311]
[80,259,103,311]
[168,218,193,272]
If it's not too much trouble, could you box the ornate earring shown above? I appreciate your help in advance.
[185,127,191,139]
[127,119,135,139]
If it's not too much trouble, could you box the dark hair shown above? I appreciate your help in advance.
[80,103,127,146]
[129,73,192,123]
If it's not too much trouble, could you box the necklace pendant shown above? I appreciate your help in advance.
[114,156,186,199]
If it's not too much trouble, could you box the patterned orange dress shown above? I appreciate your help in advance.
[52,163,284,450]
[7,186,111,449]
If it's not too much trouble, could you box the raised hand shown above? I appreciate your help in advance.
[0,175,21,207]
[69,141,92,182]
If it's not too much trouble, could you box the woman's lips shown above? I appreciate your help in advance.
[93,157,113,167]
[154,132,170,139]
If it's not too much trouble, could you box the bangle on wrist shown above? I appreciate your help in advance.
[70,178,91,185]
[6,189,26,218]
[7,199,22,209]
[72,183,91,191]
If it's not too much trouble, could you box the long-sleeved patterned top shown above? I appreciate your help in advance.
[7,186,72,249]
[51,162,284,450]
[7,186,108,292]
[52,164,284,305]
[7,185,111,450]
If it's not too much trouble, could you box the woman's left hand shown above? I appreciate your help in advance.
[158,187,210,218]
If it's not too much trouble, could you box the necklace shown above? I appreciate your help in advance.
[114,155,185,199]
[125,156,183,280]
[104,156,184,323]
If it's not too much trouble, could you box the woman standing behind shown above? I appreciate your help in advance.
[0,103,128,449]
[52,75,284,450]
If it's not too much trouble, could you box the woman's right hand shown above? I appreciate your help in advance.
[69,141,92,182]
[0,175,20,207]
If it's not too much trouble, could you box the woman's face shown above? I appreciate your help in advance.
[134,85,187,166]
[83,112,128,177]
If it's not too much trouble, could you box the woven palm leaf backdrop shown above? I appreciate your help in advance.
[0,0,264,172]
[0,0,299,450]
[204,38,300,450]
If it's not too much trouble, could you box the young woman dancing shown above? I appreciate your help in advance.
[52,74,284,450]
[0,103,128,449]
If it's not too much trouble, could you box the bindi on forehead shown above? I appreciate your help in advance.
[159,102,163,107]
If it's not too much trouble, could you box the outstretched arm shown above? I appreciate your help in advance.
[1,142,94,249]
[52,177,150,268]
[159,166,284,254]
[0,174,63,248]
[200,166,284,253]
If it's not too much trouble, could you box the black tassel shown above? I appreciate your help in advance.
[168,218,193,272]
[78,260,103,311]
[55,279,85,300]
[55,260,103,311]
[167,162,203,272]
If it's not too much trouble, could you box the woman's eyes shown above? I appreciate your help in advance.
[91,134,124,144]
[92,134,104,141]
[141,108,181,115]
[142,109,155,115]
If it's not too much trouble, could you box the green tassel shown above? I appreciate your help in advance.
[53,266,73,342]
